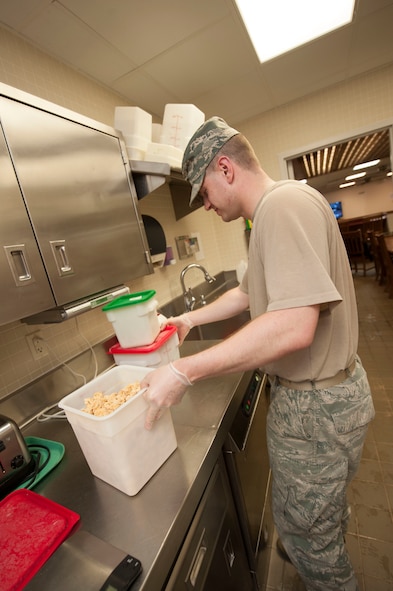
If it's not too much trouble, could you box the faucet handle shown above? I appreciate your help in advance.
[184,287,196,312]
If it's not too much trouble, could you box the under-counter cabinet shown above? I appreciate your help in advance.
[165,455,254,591]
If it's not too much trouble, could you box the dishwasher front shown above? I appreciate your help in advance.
[223,370,272,590]
[165,455,253,591]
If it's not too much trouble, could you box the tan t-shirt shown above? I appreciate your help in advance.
[240,180,358,382]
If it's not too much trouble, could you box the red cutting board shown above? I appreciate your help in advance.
[0,489,80,591]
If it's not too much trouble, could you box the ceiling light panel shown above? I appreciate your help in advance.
[345,172,366,180]
[292,130,389,182]
[234,0,355,63]
[353,159,381,170]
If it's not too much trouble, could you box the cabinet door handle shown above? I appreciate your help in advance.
[4,244,34,285]
[223,530,236,569]
[189,535,207,587]
[50,240,74,276]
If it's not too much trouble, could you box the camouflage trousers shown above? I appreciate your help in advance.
[267,357,375,591]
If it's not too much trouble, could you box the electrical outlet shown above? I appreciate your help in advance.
[26,332,48,360]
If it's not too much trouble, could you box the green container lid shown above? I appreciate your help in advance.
[102,290,156,311]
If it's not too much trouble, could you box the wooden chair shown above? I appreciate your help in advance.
[366,230,383,283]
[341,229,375,276]
[377,234,393,298]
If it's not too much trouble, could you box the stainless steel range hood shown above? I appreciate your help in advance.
[129,160,201,220]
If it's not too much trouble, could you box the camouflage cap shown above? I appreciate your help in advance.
[182,116,239,205]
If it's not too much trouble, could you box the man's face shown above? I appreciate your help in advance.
[199,167,241,222]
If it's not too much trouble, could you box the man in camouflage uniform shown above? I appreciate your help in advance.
[141,117,375,590]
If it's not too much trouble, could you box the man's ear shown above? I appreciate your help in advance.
[218,156,234,182]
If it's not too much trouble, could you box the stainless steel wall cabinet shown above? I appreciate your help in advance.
[0,84,152,325]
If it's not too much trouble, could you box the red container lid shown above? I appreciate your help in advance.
[109,324,177,354]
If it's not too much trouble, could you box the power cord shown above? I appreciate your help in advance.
[36,402,66,422]
[75,316,99,379]
[28,319,99,425]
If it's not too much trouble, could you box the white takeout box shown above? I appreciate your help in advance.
[58,366,177,496]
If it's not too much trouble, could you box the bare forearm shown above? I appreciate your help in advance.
[141,305,320,427]
[178,305,320,382]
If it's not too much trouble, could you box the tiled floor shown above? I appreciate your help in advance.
[265,272,393,591]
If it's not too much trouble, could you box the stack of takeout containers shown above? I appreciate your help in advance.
[114,106,152,161]
[102,289,179,368]
[113,102,205,170]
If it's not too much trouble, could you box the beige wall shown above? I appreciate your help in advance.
[0,25,393,401]
[239,65,393,182]
[326,178,393,219]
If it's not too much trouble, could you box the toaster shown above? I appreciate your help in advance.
[0,414,35,498]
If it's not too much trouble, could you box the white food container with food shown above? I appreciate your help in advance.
[109,325,179,368]
[102,290,160,349]
[58,365,177,496]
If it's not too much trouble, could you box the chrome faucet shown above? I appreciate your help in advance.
[180,264,216,312]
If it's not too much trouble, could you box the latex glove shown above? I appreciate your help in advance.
[166,314,193,345]
[141,363,192,430]
[157,313,167,328]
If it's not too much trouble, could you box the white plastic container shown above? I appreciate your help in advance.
[114,106,152,156]
[109,325,179,368]
[145,142,183,169]
[125,145,146,161]
[58,365,177,496]
[102,290,160,348]
[160,104,205,152]
[151,123,162,143]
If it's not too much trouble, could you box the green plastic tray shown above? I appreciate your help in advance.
[16,436,65,491]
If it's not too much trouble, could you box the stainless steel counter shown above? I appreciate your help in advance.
[22,341,250,591]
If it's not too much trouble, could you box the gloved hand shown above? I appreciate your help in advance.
[141,362,193,430]
[165,314,193,345]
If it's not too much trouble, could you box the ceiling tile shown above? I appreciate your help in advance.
[195,68,275,124]
[60,0,231,65]
[0,0,52,29]
[142,16,258,98]
[18,3,136,84]
[260,28,352,104]
[111,70,178,119]
[356,0,393,17]
[348,5,393,75]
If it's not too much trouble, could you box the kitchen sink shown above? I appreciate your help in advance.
[159,271,250,342]
[160,271,250,341]
[185,310,250,341]
[185,281,250,341]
